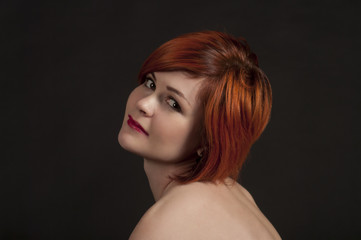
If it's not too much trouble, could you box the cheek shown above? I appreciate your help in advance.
[151,115,200,156]
[120,90,137,129]
[118,88,141,143]
[125,87,140,110]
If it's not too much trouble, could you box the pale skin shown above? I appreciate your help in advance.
[118,71,281,240]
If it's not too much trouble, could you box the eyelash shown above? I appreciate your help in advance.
[143,77,182,112]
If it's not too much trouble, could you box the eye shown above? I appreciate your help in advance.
[166,97,182,112]
[144,78,155,90]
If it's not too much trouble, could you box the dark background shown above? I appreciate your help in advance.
[2,0,361,239]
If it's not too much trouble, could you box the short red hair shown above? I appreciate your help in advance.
[138,31,272,183]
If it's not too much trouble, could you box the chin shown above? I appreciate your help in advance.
[118,130,131,151]
[117,130,144,158]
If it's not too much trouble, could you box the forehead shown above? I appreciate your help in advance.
[154,71,204,105]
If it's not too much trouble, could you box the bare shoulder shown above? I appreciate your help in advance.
[129,182,216,240]
[129,181,281,240]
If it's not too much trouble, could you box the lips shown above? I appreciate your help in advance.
[127,115,149,136]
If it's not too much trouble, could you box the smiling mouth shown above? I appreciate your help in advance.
[127,115,149,136]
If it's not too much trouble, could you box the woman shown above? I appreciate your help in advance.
[118,31,281,239]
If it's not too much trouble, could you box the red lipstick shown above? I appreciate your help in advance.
[127,115,149,136]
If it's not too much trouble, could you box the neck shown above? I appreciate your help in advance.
[143,158,193,201]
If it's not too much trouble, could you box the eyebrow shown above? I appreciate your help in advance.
[150,73,191,106]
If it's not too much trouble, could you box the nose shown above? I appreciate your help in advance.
[136,94,155,117]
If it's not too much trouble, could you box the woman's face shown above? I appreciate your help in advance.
[118,71,204,163]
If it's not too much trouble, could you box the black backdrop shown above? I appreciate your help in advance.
[2,0,361,239]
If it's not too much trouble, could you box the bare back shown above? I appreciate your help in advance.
[129,179,281,240]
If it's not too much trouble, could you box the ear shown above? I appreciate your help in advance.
[197,148,203,157]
